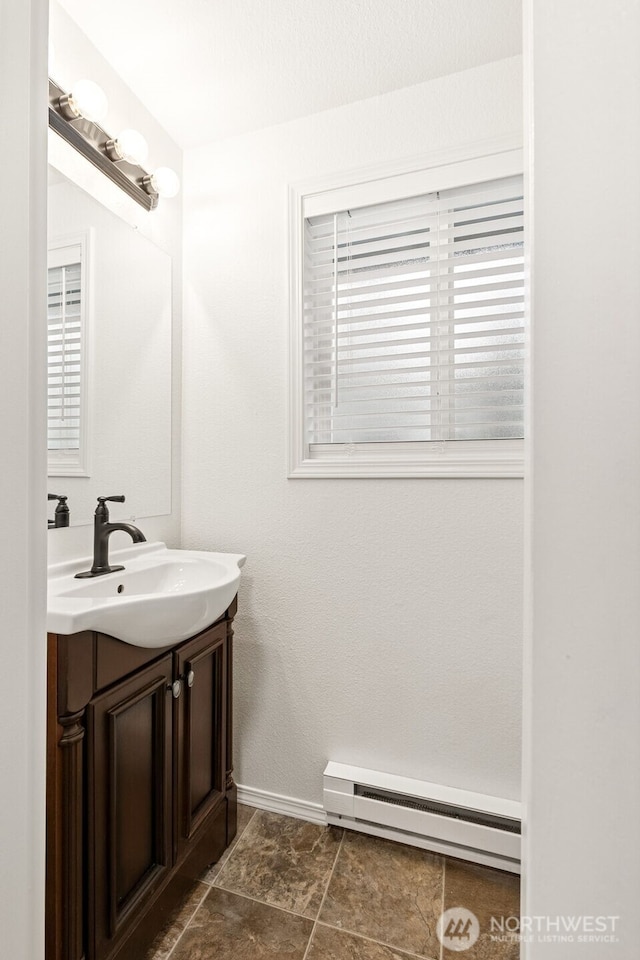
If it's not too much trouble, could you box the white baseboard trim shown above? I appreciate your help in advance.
[236,783,326,825]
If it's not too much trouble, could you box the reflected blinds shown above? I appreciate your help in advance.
[47,255,82,454]
[303,175,524,445]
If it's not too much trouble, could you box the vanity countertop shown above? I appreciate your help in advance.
[47,540,246,647]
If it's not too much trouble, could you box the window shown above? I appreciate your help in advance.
[289,146,524,477]
[47,233,90,476]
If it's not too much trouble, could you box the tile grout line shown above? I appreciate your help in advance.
[301,827,345,960]
[207,882,322,921]
[314,827,345,921]
[162,881,211,960]
[238,806,258,836]
[160,807,258,960]
[306,840,444,960]
[214,813,345,922]
[439,857,446,960]
[210,806,258,888]
[313,919,440,960]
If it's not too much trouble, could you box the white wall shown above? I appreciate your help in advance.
[47,0,183,563]
[183,57,524,806]
[0,0,48,956]
[524,1,640,955]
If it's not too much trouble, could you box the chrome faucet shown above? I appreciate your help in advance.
[75,495,146,579]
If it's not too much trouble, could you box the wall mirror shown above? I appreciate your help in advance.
[47,164,172,526]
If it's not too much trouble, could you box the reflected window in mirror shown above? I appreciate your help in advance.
[47,163,172,525]
[47,232,91,477]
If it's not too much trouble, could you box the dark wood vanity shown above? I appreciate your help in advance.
[46,597,238,960]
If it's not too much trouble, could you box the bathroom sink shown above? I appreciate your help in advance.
[47,542,246,648]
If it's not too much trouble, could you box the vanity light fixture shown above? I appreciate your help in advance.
[105,129,149,166]
[142,166,181,199]
[58,79,109,124]
[49,77,179,211]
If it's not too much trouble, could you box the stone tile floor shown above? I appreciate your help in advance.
[146,805,520,960]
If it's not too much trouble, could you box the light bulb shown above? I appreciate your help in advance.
[68,79,108,123]
[150,167,180,199]
[110,129,149,165]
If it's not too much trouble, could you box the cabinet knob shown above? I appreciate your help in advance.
[170,679,182,699]
[187,670,195,688]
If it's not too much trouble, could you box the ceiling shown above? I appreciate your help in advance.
[57,0,522,149]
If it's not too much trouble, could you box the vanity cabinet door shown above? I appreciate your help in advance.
[175,622,227,860]
[87,654,173,960]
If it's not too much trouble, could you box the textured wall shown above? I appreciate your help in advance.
[57,0,522,146]
[183,58,524,805]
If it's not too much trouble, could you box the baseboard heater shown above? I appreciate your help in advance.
[323,762,521,874]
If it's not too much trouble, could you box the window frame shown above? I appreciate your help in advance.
[47,230,92,478]
[288,137,524,479]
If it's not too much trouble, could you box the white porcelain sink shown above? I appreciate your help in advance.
[47,542,246,648]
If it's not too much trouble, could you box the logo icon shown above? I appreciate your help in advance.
[437,907,480,952]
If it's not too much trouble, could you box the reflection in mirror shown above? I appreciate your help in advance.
[47,166,172,526]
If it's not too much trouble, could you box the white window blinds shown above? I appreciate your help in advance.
[47,242,84,468]
[303,174,524,446]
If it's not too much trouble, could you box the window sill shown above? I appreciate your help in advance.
[288,440,524,479]
[47,462,90,478]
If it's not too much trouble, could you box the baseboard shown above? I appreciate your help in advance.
[236,783,326,825]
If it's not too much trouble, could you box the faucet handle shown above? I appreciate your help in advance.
[95,495,125,521]
[48,493,67,501]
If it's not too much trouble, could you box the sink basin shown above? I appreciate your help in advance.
[47,542,246,648]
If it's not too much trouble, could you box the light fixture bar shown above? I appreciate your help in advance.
[48,79,158,211]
